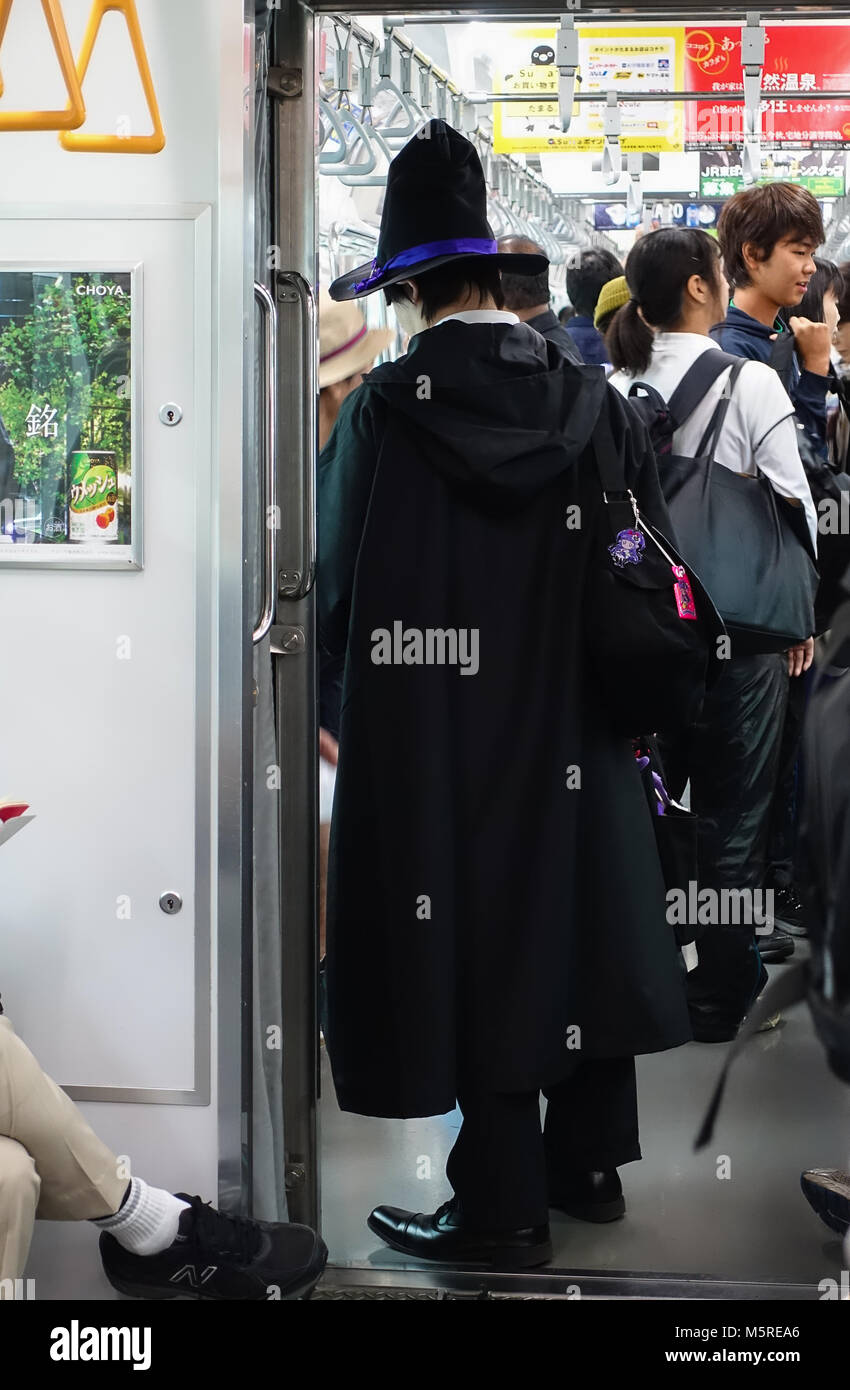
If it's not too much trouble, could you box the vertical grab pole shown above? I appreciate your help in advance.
[269,4,320,1232]
[253,282,278,645]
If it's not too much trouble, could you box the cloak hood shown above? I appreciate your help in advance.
[362,320,609,505]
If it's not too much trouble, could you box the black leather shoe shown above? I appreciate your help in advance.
[756,927,795,963]
[367,1198,552,1267]
[800,1169,850,1237]
[549,1169,625,1222]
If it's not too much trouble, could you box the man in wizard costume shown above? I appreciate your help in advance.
[319,119,691,1266]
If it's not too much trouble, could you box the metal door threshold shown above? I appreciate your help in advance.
[314,1264,820,1300]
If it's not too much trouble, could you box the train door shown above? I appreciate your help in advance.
[261,0,850,1301]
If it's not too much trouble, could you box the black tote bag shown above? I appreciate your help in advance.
[652,357,818,655]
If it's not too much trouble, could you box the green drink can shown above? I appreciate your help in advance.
[68,451,118,543]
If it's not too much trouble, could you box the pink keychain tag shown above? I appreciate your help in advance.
[672,565,697,620]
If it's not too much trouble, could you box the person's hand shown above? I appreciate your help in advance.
[786,636,814,677]
[319,727,339,766]
[788,316,832,377]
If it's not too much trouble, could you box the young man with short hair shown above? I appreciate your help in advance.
[713,182,831,455]
[714,182,828,953]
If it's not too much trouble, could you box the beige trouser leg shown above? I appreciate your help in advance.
[0,1014,128,1285]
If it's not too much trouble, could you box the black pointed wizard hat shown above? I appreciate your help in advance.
[328,119,548,301]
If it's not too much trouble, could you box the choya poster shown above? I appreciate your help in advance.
[0,270,136,563]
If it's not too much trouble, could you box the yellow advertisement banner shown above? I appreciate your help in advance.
[492,24,685,155]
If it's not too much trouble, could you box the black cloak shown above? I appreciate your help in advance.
[319,320,691,1118]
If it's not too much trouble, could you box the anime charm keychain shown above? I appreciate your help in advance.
[608,528,645,567]
[606,494,698,623]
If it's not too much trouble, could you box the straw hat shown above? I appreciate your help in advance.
[319,289,394,388]
[594,275,630,328]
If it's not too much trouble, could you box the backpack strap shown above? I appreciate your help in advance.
[692,356,747,462]
[768,328,797,395]
[666,348,743,430]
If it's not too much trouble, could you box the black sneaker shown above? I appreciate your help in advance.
[99,1194,327,1300]
[772,884,808,938]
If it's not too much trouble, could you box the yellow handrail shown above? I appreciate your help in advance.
[59,0,164,154]
[0,0,85,131]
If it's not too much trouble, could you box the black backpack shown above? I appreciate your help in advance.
[626,348,817,655]
[625,347,744,463]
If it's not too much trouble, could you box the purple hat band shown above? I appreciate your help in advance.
[352,237,498,293]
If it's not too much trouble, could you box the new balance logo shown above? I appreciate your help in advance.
[169,1264,218,1288]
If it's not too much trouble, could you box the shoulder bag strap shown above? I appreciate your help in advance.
[590,397,640,539]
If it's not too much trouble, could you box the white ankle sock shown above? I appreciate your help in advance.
[92,1178,190,1256]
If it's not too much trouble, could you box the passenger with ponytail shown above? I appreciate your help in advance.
[609,226,817,1044]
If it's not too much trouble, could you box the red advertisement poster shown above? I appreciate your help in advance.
[685,25,850,148]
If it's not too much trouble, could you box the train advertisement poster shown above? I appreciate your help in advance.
[0,268,139,568]
[593,200,723,232]
[492,25,685,155]
[684,25,850,148]
[699,148,846,198]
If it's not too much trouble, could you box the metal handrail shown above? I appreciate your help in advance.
[253,282,277,645]
[278,273,317,601]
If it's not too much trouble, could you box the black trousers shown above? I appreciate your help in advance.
[445,1057,640,1229]
[660,652,789,1025]
[765,672,807,888]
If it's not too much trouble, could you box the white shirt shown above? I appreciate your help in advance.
[433,309,520,326]
[610,332,818,551]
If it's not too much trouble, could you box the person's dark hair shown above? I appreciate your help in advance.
[500,266,550,311]
[838,262,850,324]
[716,182,824,290]
[384,256,504,324]
[797,256,844,324]
[558,305,575,325]
[595,308,619,338]
[565,248,624,318]
[607,227,723,376]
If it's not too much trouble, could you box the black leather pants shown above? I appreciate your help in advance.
[661,652,790,1025]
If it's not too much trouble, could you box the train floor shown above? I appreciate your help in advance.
[320,950,850,1295]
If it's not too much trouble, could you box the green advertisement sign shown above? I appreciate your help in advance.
[700,150,846,199]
